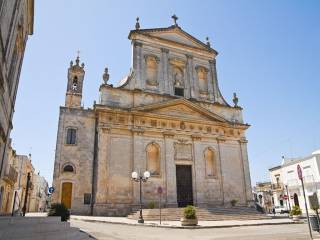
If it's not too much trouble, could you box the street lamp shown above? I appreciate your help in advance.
[131,170,150,223]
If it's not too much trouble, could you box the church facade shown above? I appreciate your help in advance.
[52,19,252,216]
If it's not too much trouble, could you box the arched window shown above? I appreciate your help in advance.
[145,56,158,86]
[173,67,184,97]
[204,148,216,177]
[66,128,76,145]
[196,67,208,93]
[146,143,160,176]
[63,165,74,173]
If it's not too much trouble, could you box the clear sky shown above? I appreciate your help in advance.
[11,0,320,186]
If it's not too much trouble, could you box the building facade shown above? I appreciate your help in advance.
[52,19,252,216]
[28,173,49,212]
[269,150,320,213]
[0,0,34,211]
[253,181,273,213]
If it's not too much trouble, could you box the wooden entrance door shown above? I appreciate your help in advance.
[176,165,193,207]
[61,182,72,209]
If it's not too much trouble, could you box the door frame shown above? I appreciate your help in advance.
[175,164,194,207]
[60,180,74,209]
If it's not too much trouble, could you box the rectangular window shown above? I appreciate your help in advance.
[174,87,184,97]
[84,193,91,205]
[66,128,76,145]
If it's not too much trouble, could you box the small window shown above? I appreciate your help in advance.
[63,165,74,173]
[84,193,91,205]
[175,87,184,97]
[66,128,76,145]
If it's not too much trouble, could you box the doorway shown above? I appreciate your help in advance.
[61,182,72,209]
[176,165,193,207]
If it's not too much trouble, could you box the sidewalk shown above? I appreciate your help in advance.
[71,215,300,229]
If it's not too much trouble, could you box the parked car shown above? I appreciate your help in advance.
[274,206,289,214]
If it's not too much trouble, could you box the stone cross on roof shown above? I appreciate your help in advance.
[172,14,178,26]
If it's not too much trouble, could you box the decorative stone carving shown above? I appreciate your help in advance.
[233,93,239,107]
[146,142,160,176]
[174,142,192,161]
[196,66,209,94]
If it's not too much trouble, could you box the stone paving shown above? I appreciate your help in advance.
[71,219,315,240]
[70,215,296,228]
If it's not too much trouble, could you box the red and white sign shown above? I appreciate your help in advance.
[283,195,288,200]
[297,164,303,180]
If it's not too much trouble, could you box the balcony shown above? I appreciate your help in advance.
[3,165,18,185]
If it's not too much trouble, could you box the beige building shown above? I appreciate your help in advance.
[0,0,34,212]
[28,173,48,212]
[52,18,252,216]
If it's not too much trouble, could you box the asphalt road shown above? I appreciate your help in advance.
[71,220,315,240]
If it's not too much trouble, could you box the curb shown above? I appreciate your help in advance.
[71,217,303,229]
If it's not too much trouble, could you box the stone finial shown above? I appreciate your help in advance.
[172,14,178,26]
[103,67,109,84]
[135,17,140,30]
[233,92,239,107]
[70,61,73,67]
[206,37,211,48]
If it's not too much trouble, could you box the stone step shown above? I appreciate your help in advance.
[128,207,270,221]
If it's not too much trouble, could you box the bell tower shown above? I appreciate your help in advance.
[65,55,85,108]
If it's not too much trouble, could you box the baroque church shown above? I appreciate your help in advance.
[52,17,252,216]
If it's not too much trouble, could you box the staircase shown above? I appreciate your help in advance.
[128,207,271,221]
[0,216,94,240]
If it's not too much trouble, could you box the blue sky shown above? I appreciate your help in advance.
[11,0,320,186]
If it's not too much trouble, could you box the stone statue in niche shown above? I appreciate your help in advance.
[173,67,184,87]
[145,56,159,86]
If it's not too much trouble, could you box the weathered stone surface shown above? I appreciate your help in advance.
[52,22,252,216]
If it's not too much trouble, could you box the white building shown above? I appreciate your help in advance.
[269,150,320,213]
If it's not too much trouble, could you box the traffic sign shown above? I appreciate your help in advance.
[48,187,55,194]
[283,195,288,200]
[297,165,303,180]
[157,186,163,194]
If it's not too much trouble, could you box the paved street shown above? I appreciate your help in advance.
[71,220,315,240]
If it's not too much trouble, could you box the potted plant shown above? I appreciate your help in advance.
[48,203,70,221]
[230,199,238,207]
[290,205,302,222]
[181,205,198,226]
[148,201,155,209]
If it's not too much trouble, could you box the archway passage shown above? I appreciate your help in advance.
[61,182,72,209]
[294,193,299,207]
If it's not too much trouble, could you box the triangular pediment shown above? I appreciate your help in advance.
[129,26,217,54]
[131,99,228,123]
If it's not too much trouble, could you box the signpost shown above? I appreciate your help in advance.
[157,186,163,225]
[297,164,312,239]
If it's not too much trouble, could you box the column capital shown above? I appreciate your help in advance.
[217,136,226,142]
[131,127,144,135]
[163,131,175,138]
[161,48,169,53]
[134,41,143,48]
[209,59,216,65]
[185,54,193,59]
[191,134,202,141]
[239,137,248,144]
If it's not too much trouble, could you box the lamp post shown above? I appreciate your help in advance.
[131,170,150,223]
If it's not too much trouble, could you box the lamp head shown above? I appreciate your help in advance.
[131,171,138,180]
[143,171,150,179]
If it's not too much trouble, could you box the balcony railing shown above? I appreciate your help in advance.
[3,165,18,184]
